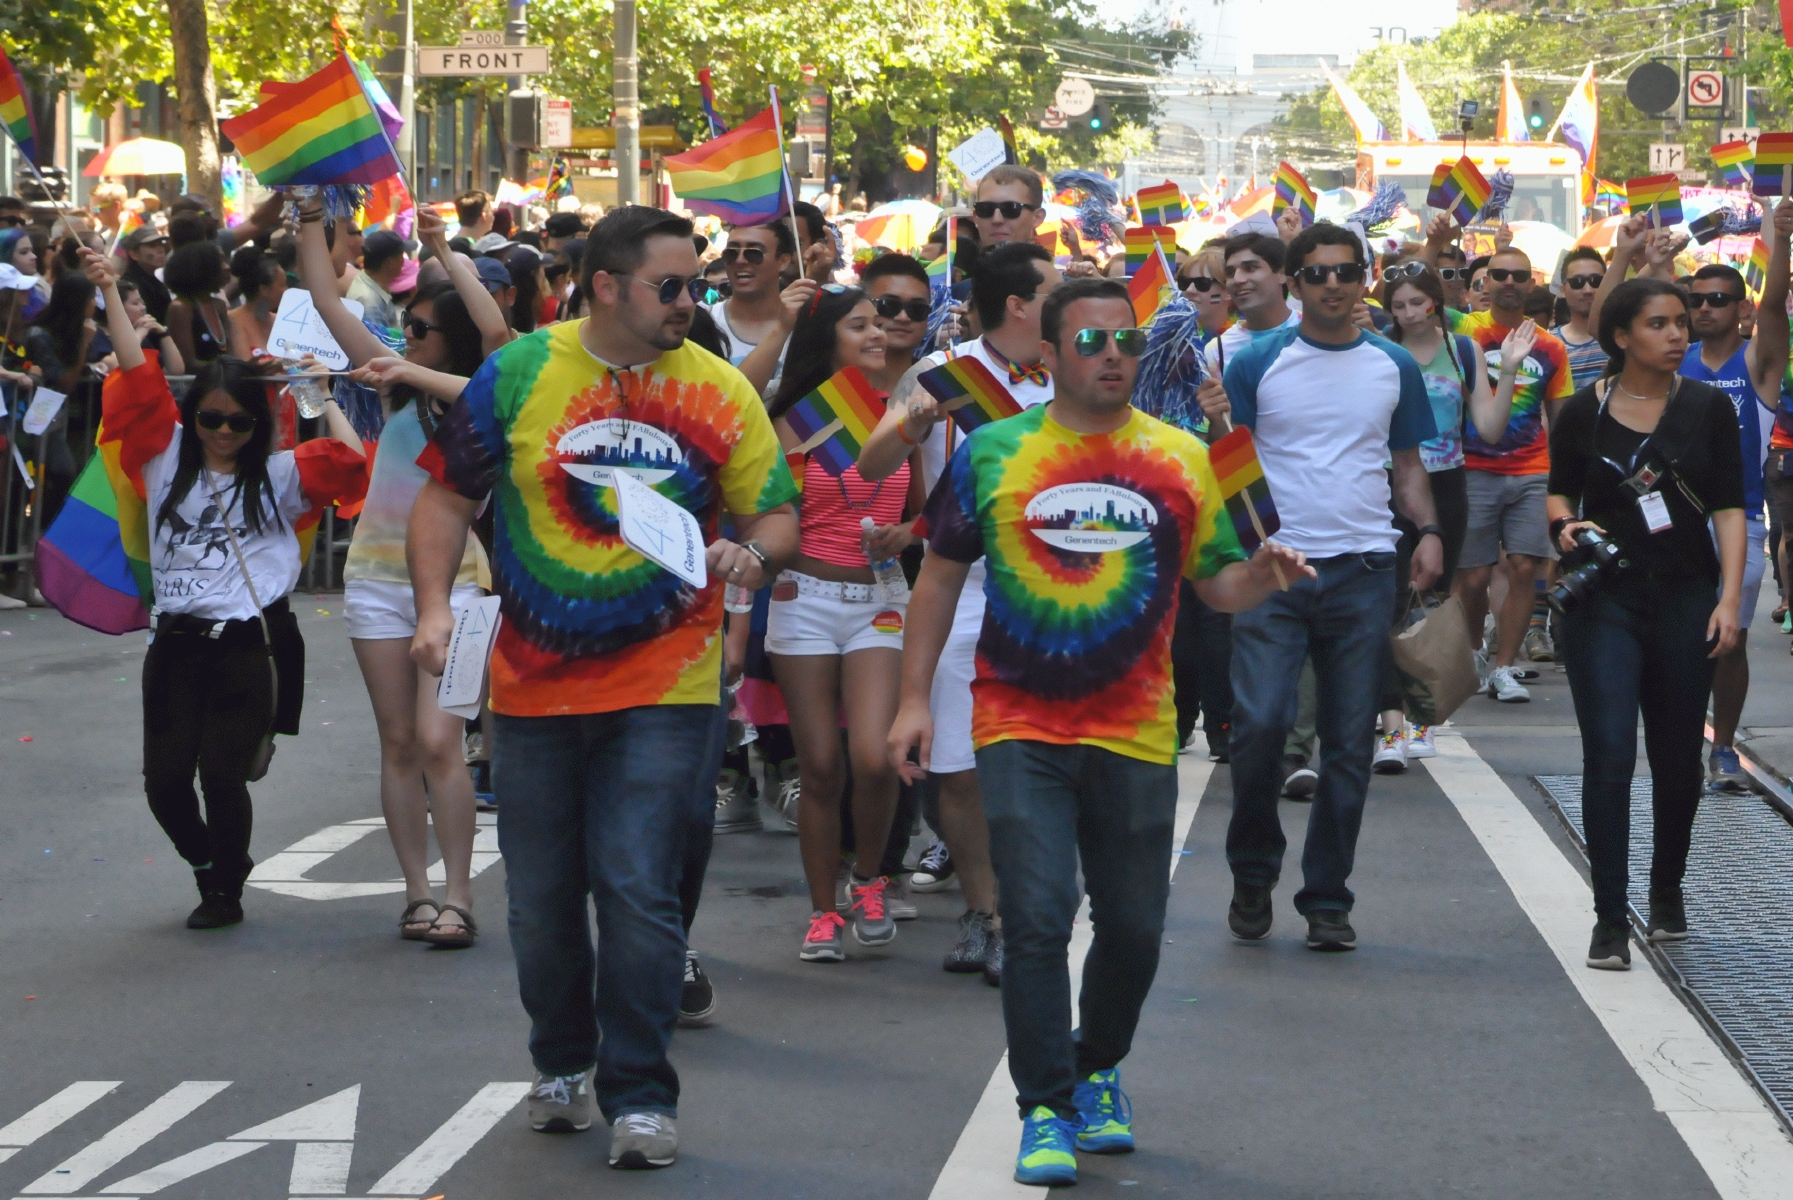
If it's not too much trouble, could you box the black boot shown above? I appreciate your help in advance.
[186,866,244,930]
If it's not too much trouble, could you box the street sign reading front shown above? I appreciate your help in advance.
[418,45,550,77]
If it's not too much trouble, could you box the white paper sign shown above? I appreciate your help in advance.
[613,468,707,588]
[946,127,1009,185]
[21,388,67,436]
[267,289,365,370]
[436,594,502,719]
[11,443,33,489]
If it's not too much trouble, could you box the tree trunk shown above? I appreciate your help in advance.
[166,0,222,207]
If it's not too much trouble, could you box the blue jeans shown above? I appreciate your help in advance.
[1561,576,1715,921]
[493,704,718,1119]
[1226,552,1396,913]
[978,739,1177,1119]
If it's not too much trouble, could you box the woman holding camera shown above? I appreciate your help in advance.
[1547,277,1744,972]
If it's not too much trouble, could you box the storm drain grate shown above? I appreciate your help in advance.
[1535,774,1793,1132]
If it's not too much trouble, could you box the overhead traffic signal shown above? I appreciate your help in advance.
[1528,99,1544,131]
[1088,100,1110,132]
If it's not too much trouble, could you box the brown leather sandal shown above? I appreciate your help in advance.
[423,903,478,949]
[399,898,440,941]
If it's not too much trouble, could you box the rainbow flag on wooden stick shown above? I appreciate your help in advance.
[1271,162,1316,227]
[1209,426,1281,554]
[663,106,788,225]
[1746,238,1770,295]
[222,53,400,186]
[1424,162,1453,212]
[1135,181,1186,226]
[0,45,35,163]
[1433,157,1490,227]
[1711,140,1753,189]
[1753,133,1793,197]
[1124,226,1177,277]
[916,355,1020,435]
[1128,242,1175,326]
[1624,173,1682,228]
[782,367,885,476]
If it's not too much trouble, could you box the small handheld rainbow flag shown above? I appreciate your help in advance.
[697,67,728,139]
[1746,238,1770,295]
[1135,181,1187,226]
[1753,133,1793,196]
[662,105,787,225]
[781,367,886,476]
[916,355,1020,434]
[1711,140,1754,189]
[1271,162,1316,227]
[1209,426,1281,554]
[1624,173,1682,228]
[1434,157,1491,227]
[0,45,35,164]
[998,115,1020,167]
[1124,226,1177,277]
[221,54,401,186]
[1128,242,1175,326]
[1425,162,1453,212]
[1593,178,1627,209]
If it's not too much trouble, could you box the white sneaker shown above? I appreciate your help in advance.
[529,1070,595,1133]
[1486,665,1531,703]
[1407,725,1437,759]
[608,1111,677,1169]
[1473,648,1490,690]
[1372,730,1407,774]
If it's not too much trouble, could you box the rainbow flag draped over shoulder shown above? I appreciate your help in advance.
[1624,174,1682,228]
[916,356,1019,435]
[1135,181,1186,226]
[0,45,36,163]
[1711,140,1753,189]
[781,367,885,476]
[1271,162,1316,227]
[223,53,401,186]
[1209,426,1280,553]
[663,106,787,225]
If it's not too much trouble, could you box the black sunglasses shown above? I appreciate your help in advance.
[620,273,709,305]
[720,245,766,265]
[407,316,445,339]
[1291,262,1367,285]
[1073,327,1148,358]
[1179,275,1219,292]
[1485,268,1528,283]
[1564,273,1605,290]
[973,200,1037,220]
[1437,267,1469,281]
[196,409,256,434]
[1688,291,1741,308]
[872,295,931,322]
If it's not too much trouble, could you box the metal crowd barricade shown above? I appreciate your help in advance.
[0,391,42,593]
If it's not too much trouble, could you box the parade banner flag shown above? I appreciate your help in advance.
[1209,426,1281,553]
[223,53,402,186]
[698,68,728,139]
[781,367,885,476]
[1625,174,1682,228]
[1124,226,1178,277]
[1753,133,1793,197]
[0,45,36,163]
[1495,61,1530,143]
[1271,162,1316,227]
[1135,181,1186,226]
[1553,62,1599,184]
[916,355,1020,435]
[1435,157,1491,226]
[1746,238,1770,294]
[662,106,788,225]
[1128,243,1175,326]
[1396,62,1437,142]
[1711,140,1753,189]
[1319,60,1388,143]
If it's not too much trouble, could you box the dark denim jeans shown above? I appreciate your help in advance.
[978,739,1177,1119]
[1561,576,1715,921]
[1227,551,1396,913]
[493,703,719,1120]
[680,701,730,934]
[1173,579,1235,747]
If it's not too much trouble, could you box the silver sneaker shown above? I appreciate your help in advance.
[1522,627,1556,662]
[773,761,802,833]
[608,1111,677,1169]
[529,1069,595,1133]
[1486,664,1531,703]
[943,908,994,973]
[848,875,897,946]
[713,769,762,834]
[884,872,919,920]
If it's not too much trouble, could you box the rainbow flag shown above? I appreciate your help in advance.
[663,105,787,225]
[1746,238,1770,294]
[545,156,573,201]
[916,355,1019,435]
[1209,426,1280,553]
[781,367,885,476]
[1711,139,1753,189]
[1128,242,1174,326]
[998,115,1020,166]
[698,67,728,139]
[1136,181,1186,226]
[1271,161,1316,227]
[0,45,36,163]
[1593,177,1627,209]
[1424,162,1454,211]
[1753,133,1793,196]
[223,53,400,186]
[1124,226,1177,277]
[1624,173,1682,228]
[1434,156,1491,226]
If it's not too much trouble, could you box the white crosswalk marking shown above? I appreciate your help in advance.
[0,1085,121,1153]
[19,1081,230,1195]
[246,815,500,900]
[97,1141,263,1194]
[364,1083,530,1196]
[286,1141,353,1195]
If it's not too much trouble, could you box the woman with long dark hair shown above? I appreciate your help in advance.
[22,275,101,525]
[298,196,508,948]
[1548,277,1745,970]
[165,241,231,369]
[226,246,288,360]
[766,284,923,963]
[0,227,46,321]
[78,248,367,931]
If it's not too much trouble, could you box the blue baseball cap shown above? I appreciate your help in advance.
[473,255,512,292]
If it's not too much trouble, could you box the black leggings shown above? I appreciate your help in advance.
[1379,466,1469,714]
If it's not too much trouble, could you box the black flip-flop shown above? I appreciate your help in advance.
[424,904,478,949]
[399,898,439,941]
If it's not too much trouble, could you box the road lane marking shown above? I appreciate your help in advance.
[20,1082,230,1195]
[227,1086,358,1143]
[1422,731,1793,1200]
[0,1085,121,1153]
[364,1082,530,1196]
[286,1141,352,1195]
[97,1141,263,1194]
[927,757,1212,1199]
[247,815,499,901]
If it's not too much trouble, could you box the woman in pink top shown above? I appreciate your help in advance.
[767,285,925,963]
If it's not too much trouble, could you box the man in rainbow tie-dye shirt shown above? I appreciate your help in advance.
[890,277,1309,1187]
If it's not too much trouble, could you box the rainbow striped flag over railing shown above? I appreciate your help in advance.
[0,45,36,163]
[1271,162,1316,228]
[1124,226,1177,277]
[782,367,886,476]
[1624,173,1682,229]
[1711,140,1753,189]
[916,355,1020,435]
[1135,181,1186,226]
[1209,426,1280,553]
[222,53,400,186]
[663,106,787,226]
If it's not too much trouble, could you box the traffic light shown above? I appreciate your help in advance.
[1088,100,1110,132]
[1528,99,1543,131]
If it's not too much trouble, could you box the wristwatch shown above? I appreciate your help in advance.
[739,540,772,576]
[1415,524,1444,543]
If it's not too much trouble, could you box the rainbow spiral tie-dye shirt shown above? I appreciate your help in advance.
[923,404,1245,765]
[420,322,798,717]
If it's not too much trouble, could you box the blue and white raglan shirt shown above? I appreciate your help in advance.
[1221,326,1438,556]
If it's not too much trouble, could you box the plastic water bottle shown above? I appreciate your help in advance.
[723,583,754,613]
[284,360,330,419]
[862,516,910,604]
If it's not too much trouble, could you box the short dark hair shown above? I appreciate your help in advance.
[858,252,930,291]
[362,229,406,273]
[977,164,1043,208]
[163,240,228,299]
[543,211,585,239]
[167,212,211,248]
[1467,255,1492,280]
[579,206,695,302]
[970,241,1051,331]
[1692,263,1747,297]
[725,220,794,258]
[1436,243,1468,266]
[455,190,489,228]
[793,201,827,244]
[1222,232,1284,273]
[1598,277,1687,371]
[1040,277,1131,348]
[1562,245,1605,273]
[1284,222,1364,273]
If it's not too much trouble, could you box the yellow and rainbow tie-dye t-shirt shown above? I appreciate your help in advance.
[923,404,1244,765]
[420,322,798,717]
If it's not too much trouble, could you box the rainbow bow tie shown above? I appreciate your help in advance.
[1006,361,1049,387]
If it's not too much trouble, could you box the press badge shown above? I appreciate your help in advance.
[1637,490,1673,533]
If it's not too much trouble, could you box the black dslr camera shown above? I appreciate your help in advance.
[1547,527,1629,615]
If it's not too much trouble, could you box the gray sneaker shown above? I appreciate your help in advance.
[713,769,762,834]
[944,908,994,973]
[529,1070,595,1133]
[884,872,919,920]
[773,761,802,833]
[608,1111,677,1169]
[848,875,897,946]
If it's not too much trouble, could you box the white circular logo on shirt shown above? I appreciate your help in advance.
[1483,346,1541,388]
[556,419,683,487]
[1023,482,1156,552]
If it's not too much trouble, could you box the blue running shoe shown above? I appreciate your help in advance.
[1015,1106,1079,1186]
[1072,1067,1134,1153]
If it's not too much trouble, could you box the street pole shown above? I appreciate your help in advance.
[505,1,529,187]
[614,0,639,206]
[399,0,416,184]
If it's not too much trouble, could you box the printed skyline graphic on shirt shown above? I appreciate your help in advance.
[1023,482,1158,551]
[556,418,685,486]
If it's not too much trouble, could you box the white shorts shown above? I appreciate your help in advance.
[344,578,484,640]
[1741,516,1767,630]
[928,563,986,775]
[764,571,906,656]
